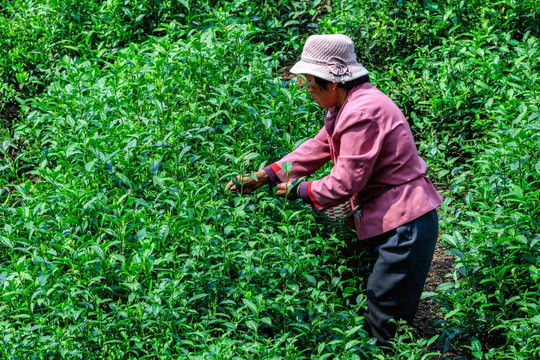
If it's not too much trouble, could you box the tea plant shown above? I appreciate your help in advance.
[0,10,374,358]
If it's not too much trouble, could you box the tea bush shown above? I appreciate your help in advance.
[0,0,322,106]
[0,15,382,359]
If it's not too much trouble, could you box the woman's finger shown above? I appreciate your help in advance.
[227,175,250,192]
[276,182,287,196]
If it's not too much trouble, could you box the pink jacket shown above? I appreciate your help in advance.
[264,82,443,240]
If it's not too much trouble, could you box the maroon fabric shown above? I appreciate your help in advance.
[267,83,443,240]
[263,165,281,187]
[297,181,311,205]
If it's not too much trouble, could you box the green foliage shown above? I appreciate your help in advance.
[0,8,371,358]
[1,0,539,358]
[0,0,323,105]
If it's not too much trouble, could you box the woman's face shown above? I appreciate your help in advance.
[302,74,339,109]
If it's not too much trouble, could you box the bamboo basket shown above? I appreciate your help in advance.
[309,186,393,241]
[311,200,360,241]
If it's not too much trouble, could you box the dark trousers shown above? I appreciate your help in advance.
[361,209,439,345]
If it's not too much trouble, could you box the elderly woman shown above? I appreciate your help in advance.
[227,34,443,344]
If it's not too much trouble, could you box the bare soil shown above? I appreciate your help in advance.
[0,101,38,187]
[1,101,19,137]
[412,245,464,359]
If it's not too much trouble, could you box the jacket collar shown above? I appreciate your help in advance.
[324,83,367,135]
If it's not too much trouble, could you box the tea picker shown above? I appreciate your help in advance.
[226,34,443,345]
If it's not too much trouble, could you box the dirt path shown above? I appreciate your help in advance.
[412,245,459,358]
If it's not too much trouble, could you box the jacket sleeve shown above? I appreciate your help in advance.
[264,126,331,185]
[306,112,383,209]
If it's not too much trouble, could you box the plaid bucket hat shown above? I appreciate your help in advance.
[289,34,369,83]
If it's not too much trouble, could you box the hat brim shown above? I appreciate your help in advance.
[290,60,369,82]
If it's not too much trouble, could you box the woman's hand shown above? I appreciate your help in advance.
[276,180,299,200]
[226,169,269,195]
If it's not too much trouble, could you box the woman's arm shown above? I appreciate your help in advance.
[264,126,331,186]
[299,114,383,209]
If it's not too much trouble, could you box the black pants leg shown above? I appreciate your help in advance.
[363,209,439,345]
